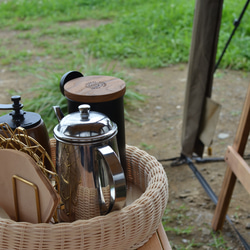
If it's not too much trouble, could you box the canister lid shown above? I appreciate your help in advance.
[53,104,117,143]
[63,75,126,103]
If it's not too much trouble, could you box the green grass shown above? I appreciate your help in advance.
[0,0,250,132]
[1,0,250,70]
[163,204,233,249]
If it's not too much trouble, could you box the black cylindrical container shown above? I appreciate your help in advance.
[60,73,126,171]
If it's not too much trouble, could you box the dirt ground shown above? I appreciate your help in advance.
[123,65,250,249]
[1,22,250,249]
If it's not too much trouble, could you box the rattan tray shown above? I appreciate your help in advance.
[0,142,168,250]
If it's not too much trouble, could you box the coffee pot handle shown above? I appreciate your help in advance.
[95,145,126,215]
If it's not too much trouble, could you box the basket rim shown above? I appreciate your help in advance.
[0,144,168,250]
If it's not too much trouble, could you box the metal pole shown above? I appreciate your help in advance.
[214,0,250,72]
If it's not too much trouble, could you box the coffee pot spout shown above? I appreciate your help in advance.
[53,106,64,122]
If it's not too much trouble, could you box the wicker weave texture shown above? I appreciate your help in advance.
[0,145,168,250]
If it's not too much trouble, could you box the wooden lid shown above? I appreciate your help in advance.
[64,75,126,103]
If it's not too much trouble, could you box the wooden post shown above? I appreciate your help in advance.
[212,83,250,230]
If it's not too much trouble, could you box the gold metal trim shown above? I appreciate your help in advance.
[12,175,42,223]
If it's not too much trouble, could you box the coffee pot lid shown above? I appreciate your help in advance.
[53,104,117,143]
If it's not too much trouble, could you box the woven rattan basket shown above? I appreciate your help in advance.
[0,141,168,250]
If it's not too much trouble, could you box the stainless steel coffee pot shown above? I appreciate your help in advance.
[53,104,126,221]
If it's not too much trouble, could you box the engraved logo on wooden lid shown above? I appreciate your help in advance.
[86,81,106,89]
